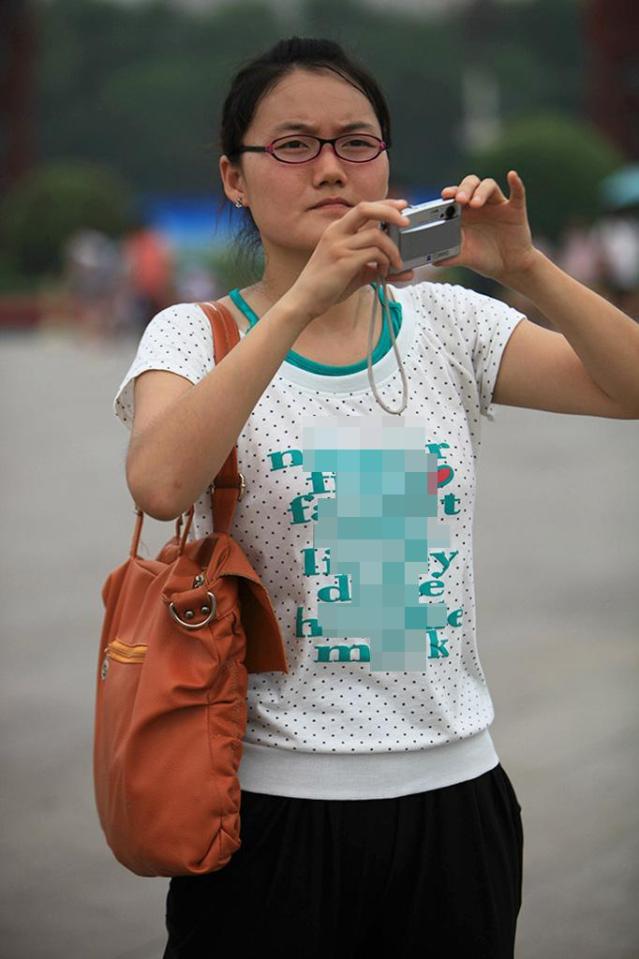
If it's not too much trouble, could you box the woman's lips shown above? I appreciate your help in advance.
[312,202,350,210]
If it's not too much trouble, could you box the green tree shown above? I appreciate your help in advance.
[33,0,592,198]
[0,159,134,277]
[36,0,284,194]
[462,113,624,243]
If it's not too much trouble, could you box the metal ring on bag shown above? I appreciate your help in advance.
[168,591,217,630]
[206,472,246,501]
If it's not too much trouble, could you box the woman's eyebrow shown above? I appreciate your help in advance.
[271,120,378,135]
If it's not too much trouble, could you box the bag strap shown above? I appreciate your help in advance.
[196,300,246,536]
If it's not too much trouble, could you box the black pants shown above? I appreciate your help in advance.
[163,762,523,959]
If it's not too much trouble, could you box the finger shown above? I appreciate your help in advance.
[345,200,410,233]
[361,248,392,276]
[356,198,409,218]
[431,257,456,268]
[454,175,481,203]
[388,268,415,280]
[469,178,502,206]
[350,227,404,272]
[507,170,526,208]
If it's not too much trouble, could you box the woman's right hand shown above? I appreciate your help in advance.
[288,198,415,322]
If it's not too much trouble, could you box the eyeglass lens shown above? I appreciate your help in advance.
[272,134,382,162]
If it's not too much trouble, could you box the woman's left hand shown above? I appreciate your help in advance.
[433,170,538,284]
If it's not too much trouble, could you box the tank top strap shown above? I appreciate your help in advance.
[228,283,395,330]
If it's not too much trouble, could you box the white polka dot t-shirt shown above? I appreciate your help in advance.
[113,280,525,799]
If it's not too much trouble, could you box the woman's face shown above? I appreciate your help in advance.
[220,67,390,260]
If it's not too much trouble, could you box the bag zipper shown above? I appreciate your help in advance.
[105,637,148,664]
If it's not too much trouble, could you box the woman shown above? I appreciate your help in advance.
[113,37,639,959]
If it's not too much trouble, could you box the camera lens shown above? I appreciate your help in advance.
[445,204,455,219]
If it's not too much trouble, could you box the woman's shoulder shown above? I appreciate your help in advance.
[141,300,212,332]
[406,276,511,324]
[136,301,218,351]
[407,275,468,305]
[131,301,218,370]
[113,302,215,431]
[399,276,464,324]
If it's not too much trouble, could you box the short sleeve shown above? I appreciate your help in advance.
[113,303,214,431]
[451,284,526,421]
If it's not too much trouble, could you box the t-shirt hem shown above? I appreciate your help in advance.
[237,727,499,799]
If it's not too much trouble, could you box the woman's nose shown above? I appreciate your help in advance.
[313,141,347,174]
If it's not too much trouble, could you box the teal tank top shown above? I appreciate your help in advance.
[228,283,403,376]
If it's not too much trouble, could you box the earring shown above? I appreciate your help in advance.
[234,198,243,208]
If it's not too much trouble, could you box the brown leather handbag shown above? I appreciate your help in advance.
[93,301,288,877]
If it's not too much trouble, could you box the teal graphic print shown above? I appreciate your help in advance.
[294,415,463,671]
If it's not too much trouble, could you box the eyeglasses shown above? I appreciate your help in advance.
[233,134,388,164]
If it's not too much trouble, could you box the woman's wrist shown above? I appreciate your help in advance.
[258,289,315,342]
[274,286,320,331]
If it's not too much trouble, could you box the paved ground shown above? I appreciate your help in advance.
[1,325,638,958]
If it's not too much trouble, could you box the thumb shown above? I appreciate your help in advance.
[508,170,526,209]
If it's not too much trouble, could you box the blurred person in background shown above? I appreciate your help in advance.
[174,260,221,302]
[63,227,129,342]
[591,207,639,318]
[122,214,176,336]
[555,214,606,289]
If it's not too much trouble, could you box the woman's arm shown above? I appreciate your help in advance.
[493,250,639,418]
[436,171,639,418]
[126,290,314,520]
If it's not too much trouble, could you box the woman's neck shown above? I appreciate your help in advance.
[248,278,376,339]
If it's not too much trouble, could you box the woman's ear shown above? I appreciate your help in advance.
[219,155,246,204]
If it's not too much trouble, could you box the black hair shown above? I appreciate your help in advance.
[214,36,393,275]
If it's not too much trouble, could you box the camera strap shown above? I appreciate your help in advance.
[367,275,409,415]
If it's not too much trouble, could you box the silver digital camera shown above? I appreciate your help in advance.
[382,197,461,270]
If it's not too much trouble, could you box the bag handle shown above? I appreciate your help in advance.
[129,504,194,559]
[127,299,245,557]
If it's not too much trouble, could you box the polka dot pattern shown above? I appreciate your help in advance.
[112,282,525,795]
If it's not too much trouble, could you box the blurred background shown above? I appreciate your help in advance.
[0,1,637,957]
[2,0,639,332]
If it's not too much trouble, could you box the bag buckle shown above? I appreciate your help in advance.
[168,591,217,630]
[207,472,246,501]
